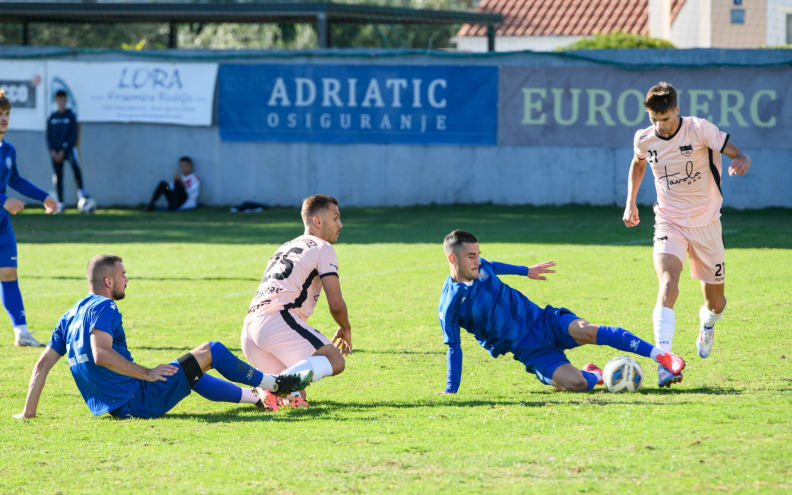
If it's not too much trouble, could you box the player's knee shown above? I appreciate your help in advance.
[329,352,345,375]
[563,374,590,392]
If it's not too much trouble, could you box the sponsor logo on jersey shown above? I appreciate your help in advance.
[329,262,339,270]
[5,157,11,169]
[478,270,488,281]
[679,144,693,156]
[639,135,648,142]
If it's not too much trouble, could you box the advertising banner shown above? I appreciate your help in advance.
[47,61,218,126]
[499,66,787,149]
[219,64,498,145]
[0,61,47,131]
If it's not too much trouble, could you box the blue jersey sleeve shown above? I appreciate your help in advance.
[490,261,529,277]
[444,343,463,393]
[91,300,117,335]
[3,150,48,203]
[48,321,67,356]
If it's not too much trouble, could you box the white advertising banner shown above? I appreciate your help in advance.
[47,61,218,126]
[0,61,47,131]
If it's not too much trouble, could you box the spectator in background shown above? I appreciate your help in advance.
[146,156,201,212]
[47,90,88,211]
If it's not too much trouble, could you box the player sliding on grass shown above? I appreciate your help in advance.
[0,89,60,347]
[241,194,351,410]
[623,82,752,387]
[437,230,685,393]
[13,254,312,419]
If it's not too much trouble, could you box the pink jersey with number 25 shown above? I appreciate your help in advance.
[247,234,339,321]
[634,116,729,228]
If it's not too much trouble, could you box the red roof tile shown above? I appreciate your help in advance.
[458,0,686,38]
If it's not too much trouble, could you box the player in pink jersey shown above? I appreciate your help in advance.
[623,82,751,387]
[241,194,351,409]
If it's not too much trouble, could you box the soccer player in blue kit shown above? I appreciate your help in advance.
[0,89,60,347]
[14,254,312,419]
[438,230,686,392]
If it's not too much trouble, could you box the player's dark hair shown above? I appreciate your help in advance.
[0,89,10,111]
[443,230,479,255]
[87,254,123,289]
[55,90,67,98]
[644,82,677,113]
[301,194,338,226]
[179,156,193,165]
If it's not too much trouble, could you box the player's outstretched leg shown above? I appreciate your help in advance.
[593,325,685,386]
[697,301,724,358]
[582,363,604,386]
[206,342,312,396]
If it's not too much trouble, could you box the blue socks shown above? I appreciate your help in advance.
[596,326,654,358]
[193,374,243,403]
[1,280,26,326]
[581,371,600,390]
[209,341,264,387]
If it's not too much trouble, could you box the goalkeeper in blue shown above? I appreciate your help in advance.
[438,230,685,393]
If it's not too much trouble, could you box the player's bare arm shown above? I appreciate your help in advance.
[13,347,62,419]
[723,142,751,176]
[527,261,556,280]
[322,275,352,355]
[91,329,178,382]
[623,155,647,227]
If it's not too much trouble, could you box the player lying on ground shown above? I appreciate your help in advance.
[13,254,312,419]
[437,230,685,393]
[623,81,751,387]
[241,194,351,410]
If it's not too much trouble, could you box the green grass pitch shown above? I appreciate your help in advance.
[1,204,790,493]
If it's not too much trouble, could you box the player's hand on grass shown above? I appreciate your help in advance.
[528,261,556,281]
[43,196,59,214]
[728,153,751,176]
[146,364,178,382]
[332,327,352,355]
[3,197,25,215]
[623,203,640,227]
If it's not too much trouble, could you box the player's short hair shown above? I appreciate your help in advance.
[443,230,479,255]
[55,90,67,98]
[301,194,338,226]
[0,89,10,111]
[87,254,123,288]
[644,82,678,113]
[179,156,193,165]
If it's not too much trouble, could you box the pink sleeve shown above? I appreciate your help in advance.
[317,244,339,277]
[695,118,729,153]
[633,129,647,159]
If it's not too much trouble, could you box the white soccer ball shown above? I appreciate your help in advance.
[603,356,644,393]
[78,197,97,214]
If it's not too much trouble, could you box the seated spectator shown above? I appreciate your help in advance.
[146,156,200,212]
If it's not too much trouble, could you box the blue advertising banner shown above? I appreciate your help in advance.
[499,66,788,149]
[219,64,497,145]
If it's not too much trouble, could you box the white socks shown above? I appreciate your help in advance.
[699,305,724,327]
[283,356,334,383]
[258,374,276,391]
[13,324,29,338]
[653,306,675,352]
[240,388,260,404]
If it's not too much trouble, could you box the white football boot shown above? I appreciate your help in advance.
[657,364,683,388]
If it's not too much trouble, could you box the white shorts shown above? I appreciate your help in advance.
[241,310,331,374]
[653,219,725,284]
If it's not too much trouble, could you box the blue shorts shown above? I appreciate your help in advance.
[513,307,581,385]
[109,360,191,419]
[0,228,18,267]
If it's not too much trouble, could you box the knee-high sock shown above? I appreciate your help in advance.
[596,326,655,358]
[700,304,724,327]
[1,280,27,327]
[581,370,600,390]
[653,306,675,351]
[208,341,274,389]
[281,356,334,383]
[192,374,243,403]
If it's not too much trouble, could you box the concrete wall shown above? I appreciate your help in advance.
[3,48,790,210]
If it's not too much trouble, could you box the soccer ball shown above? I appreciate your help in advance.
[603,356,643,393]
[78,197,97,214]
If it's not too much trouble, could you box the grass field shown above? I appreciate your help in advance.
[1,204,790,494]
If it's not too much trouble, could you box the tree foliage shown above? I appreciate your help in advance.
[559,30,676,50]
